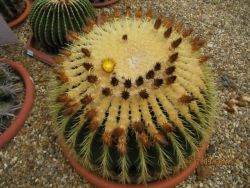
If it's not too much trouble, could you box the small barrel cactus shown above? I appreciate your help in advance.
[29,0,96,52]
[0,0,26,22]
[51,8,216,184]
[0,64,22,133]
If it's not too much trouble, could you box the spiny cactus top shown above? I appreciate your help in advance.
[29,0,96,52]
[51,8,216,184]
[0,0,25,22]
[0,64,22,133]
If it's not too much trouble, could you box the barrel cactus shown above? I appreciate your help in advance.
[0,64,22,133]
[0,0,26,22]
[50,8,216,185]
[29,0,96,52]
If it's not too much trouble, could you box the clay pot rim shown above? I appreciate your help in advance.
[8,0,31,29]
[0,58,35,148]
[92,0,119,8]
[60,141,208,188]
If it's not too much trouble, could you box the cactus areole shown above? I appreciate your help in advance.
[51,8,216,187]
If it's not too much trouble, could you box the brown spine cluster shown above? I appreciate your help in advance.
[166,76,177,85]
[85,109,97,119]
[182,28,193,38]
[59,49,71,57]
[56,70,68,83]
[153,78,164,87]
[162,123,174,135]
[87,75,98,83]
[175,22,183,33]
[171,38,182,48]
[139,89,149,99]
[146,8,153,19]
[136,76,144,86]
[89,121,99,132]
[53,56,65,64]
[117,137,127,155]
[83,25,91,34]
[154,133,167,145]
[66,32,78,42]
[154,18,162,30]
[191,37,206,51]
[199,55,211,64]
[113,9,121,18]
[135,8,143,19]
[124,79,132,88]
[86,17,96,27]
[81,95,93,105]
[179,94,195,103]
[164,27,172,38]
[138,132,150,146]
[83,62,93,71]
[102,87,112,96]
[125,7,131,17]
[169,52,179,63]
[163,16,175,28]
[165,66,176,75]
[154,62,161,71]
[102,131,112,146]
[122,34,128,41]
[111,77,119,86]
[133,122,144,133]
[146,70,155,79]
[121,90,130,100]
[63,99,79,116]
[82,48,91,57]
[57,94,72,105]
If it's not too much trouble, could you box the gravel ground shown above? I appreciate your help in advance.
[0,0,249,187]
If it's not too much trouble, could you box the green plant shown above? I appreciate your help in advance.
[29,0,96,52]
[0,64,22,133]
[50,8,216,184]
[0,0,26,22]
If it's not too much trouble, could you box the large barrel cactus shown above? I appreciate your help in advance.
[50,8,216,185]
[29,0,96,52]
[0,0,26,22]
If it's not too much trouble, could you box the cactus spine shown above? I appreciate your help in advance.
[0,0,25,22]
[50,8,217,184]
[29,0,96,52]
[0,64,22,133]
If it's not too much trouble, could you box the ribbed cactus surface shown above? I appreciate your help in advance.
[0,64,22,133]
[29,0,96,52]
[51,9,216,184]
[0,0,25,22]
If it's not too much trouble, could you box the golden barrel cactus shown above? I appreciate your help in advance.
[51,8,216,185]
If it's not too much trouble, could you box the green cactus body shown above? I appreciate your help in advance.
[29,0,96,52]
[0,0,25,22]
[50,9,217,184]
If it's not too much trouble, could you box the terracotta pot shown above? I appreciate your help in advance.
[60,141,208,188]
[8,0,31,29]
[92,0,119,8]
[0,58,35,148]
[24,35,56,66]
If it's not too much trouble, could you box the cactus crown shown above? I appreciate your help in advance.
[0,64,22,133]
[51,8,216,184]
[0,0,25,22]
[29,0,96,52]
